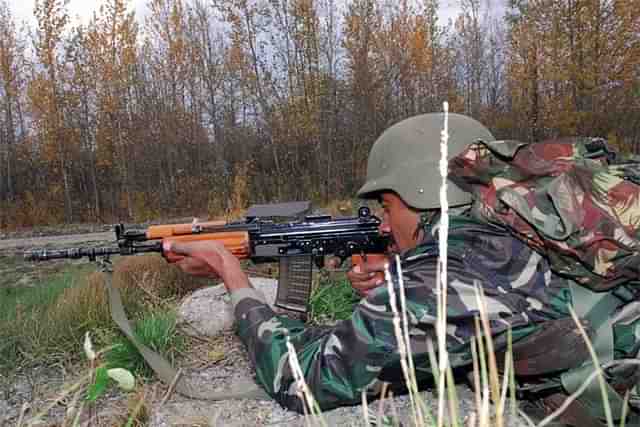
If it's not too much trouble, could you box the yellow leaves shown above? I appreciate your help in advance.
[33,0,69,69]
[506,0,640,136]
[230,161,252,212]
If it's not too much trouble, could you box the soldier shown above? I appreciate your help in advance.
[165,113,636,426]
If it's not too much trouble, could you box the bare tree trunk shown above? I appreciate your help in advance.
[62,161,73,223]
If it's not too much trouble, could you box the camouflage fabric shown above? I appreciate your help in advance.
[449,138,640,291]
[232,215,603,413]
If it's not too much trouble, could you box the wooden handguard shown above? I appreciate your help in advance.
[351,253,388,282]
[147,222,250,259]
[162,233,251,259]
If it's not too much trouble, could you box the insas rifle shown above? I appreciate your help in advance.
[24,202,389,314]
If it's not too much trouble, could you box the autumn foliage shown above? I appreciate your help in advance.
[0,0,638,229]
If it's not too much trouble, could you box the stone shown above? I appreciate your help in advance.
[178,277,278,337]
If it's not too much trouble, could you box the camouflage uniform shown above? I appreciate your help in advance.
[231,215,587,413]
[230,136,640,416]
[449,137,640,290]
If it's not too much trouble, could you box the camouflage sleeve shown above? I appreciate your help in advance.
[231,283,405,413]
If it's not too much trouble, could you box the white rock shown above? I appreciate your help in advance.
[178,277,278,337]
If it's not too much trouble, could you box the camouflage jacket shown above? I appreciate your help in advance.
[231,216,578,413]
[449,138,640,290]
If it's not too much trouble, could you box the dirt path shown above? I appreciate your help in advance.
[0,231,114,255]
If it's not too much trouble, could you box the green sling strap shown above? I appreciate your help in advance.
[100,260,269,401]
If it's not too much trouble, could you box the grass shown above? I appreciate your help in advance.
[105,310,185,378]
[0,254,25,289]
[0,254,202,376]
[0,253,201,426]
[308,273,360,324]
[0,263,95,371]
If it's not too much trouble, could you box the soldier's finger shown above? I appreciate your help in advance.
[351,277,385,295]
[163,240,192,256]
[358,258,388,274]
[347,268,376,283]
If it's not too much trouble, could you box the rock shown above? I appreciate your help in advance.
[178,277,278,337]
[0,399,18,424]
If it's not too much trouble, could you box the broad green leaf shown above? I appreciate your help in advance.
[86,366,109,401]
[107,368,136,391]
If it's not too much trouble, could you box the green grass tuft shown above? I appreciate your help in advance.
[309,273,360,324]
[0,267,88,371]
[0,258,178,375]
[105,311,184,378]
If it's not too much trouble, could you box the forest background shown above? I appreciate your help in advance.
[0,0,638,229]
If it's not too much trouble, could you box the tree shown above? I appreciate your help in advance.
[31,0,73,222]
[342,0,384,189]
[0,1,27,202]
[85,0,139,218]
[506,0,640,142]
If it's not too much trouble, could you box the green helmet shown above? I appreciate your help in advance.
[357,113,494,210]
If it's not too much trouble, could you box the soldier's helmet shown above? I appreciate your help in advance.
[357,113,495,210]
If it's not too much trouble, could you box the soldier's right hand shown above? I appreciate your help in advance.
[347,257,387,297]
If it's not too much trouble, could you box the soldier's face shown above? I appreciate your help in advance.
[379,192,421,253]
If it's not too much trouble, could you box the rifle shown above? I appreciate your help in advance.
[24,201,389,314]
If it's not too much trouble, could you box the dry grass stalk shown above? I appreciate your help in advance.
[436,101,451,427]
[426,338,440,390]
[68,387,84,426]
[397,255,431,423]
[536,307,615,427]
[362,389,371,426]
[285,336,328,427]
[473,316,491,427]
[470,338,483,424]
[125,389,148,427]
[385,262,424,427]
[445,365,460,427]
[533,359,640,427]
[473,284,504,427]
[621,390,631,427]
[115,254,207,297]
[160,368,183,405]
[507,329,518,423]
[377,382,390,425]
[498,351,511,420]
[568,307,614,426]
[24,373,92,426]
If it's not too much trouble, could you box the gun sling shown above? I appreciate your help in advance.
[102,261,269,401]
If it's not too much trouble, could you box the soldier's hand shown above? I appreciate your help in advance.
[162,240,239,277]
[347,257,387,297]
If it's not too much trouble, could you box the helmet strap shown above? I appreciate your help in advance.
[414,210,439,240]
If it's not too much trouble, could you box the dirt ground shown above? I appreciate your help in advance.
[0,231,115,254]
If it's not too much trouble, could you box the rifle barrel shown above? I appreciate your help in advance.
[24,243,162,261]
